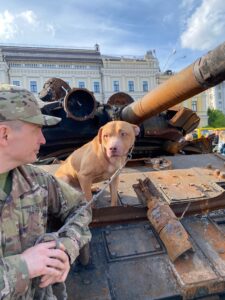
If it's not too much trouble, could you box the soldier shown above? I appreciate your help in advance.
[0,84,92,299]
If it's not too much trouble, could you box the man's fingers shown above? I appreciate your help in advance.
[48,248,69,263]
[33,240,58,250]
[21,240,69,279]
[39,270,68,288]
[46,257,66,271]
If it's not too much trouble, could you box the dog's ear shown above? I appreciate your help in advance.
[133,125,140,136]
[98,127,103,144]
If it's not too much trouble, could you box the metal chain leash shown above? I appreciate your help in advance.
[33,146,133,298]
[58,145,133,235]
[35,145,134,244]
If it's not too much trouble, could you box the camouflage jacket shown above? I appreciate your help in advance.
[0,164,92,299]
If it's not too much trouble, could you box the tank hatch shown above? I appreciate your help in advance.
[145,167,225,204]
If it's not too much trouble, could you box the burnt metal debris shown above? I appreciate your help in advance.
[135,178,193,262]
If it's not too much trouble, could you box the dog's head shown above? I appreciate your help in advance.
[98,121,140,158]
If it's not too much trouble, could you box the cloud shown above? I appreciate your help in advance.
[0,10,17,39]
[181,0,225,50]
[0,9,56,42]
[19,10,37,25]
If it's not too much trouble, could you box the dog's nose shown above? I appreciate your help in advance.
[109,146,117,151]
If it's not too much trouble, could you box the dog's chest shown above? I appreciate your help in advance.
[92,162,120,183]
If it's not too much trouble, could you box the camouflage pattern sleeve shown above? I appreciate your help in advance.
[0,254,30,298]
[47,176,92,264]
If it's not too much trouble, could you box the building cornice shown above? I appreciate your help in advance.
[0,45,102,63]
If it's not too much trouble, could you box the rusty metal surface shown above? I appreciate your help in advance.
[103,223,164,262]
[121,41,225,125]
[159,218,193,262]
[144,167,225,204]
[66,216,225,300]
[64,87,97,121]
[161,153,225,170]
[136,178,193,262]
[133,173,225,219]
[144,157,173,170]
[107,92,134,106]
[92,206,147,225]
[168,107,200,134]
[175,216,225,299]
[38,153,225,298]
[120,64,203,124]
[184,217,225,277]
[66,221,181,300]
[39,77,70,102]
[40,154,225,218]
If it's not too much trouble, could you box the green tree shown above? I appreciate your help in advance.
[207,108,225,127]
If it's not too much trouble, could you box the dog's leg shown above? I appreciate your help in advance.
[77,174,93,201]
[109,175,119,206]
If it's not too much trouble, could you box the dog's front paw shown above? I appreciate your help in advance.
[91,186,101,193]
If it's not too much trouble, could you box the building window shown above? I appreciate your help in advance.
[93,81,100,93]
[192,100,197,112]
[12,80,20,86]
[78,81,85,88]
[143,81,148,92]
[30,81,37,93]
[113,81,119,92]
[128,81,134,92]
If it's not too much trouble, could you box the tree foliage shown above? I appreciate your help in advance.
[207,108,225,127]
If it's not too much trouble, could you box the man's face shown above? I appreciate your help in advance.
[7,121,46,165]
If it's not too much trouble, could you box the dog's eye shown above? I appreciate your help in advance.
[103,134,109,138]
[121,132,128,137]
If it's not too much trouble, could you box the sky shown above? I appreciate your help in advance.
[0,0,225,72]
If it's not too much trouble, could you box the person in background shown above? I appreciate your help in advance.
[218,131,225,154]
[0,84,92,299]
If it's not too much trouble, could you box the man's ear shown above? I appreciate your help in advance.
[0,125,9,145]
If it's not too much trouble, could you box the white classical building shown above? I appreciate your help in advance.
[206,81,225,114]
[0,44,160,104]
[0,44,211,126]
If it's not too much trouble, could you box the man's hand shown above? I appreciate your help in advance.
[21,241,70,287]
[39,242,70,288]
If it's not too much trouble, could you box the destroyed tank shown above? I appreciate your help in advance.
[38,73,205,160]
[40,41,225,299]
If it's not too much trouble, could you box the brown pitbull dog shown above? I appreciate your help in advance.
[55,121,140,206]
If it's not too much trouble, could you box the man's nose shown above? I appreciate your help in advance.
[40,130,46,145]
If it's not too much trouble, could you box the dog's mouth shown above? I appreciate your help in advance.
[106,149,123,158]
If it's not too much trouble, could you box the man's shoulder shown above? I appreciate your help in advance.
[20,163,50,175]
[17,164,54,183]
[16,164,82,198]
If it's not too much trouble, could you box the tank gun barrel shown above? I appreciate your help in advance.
[120,41,225,124]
